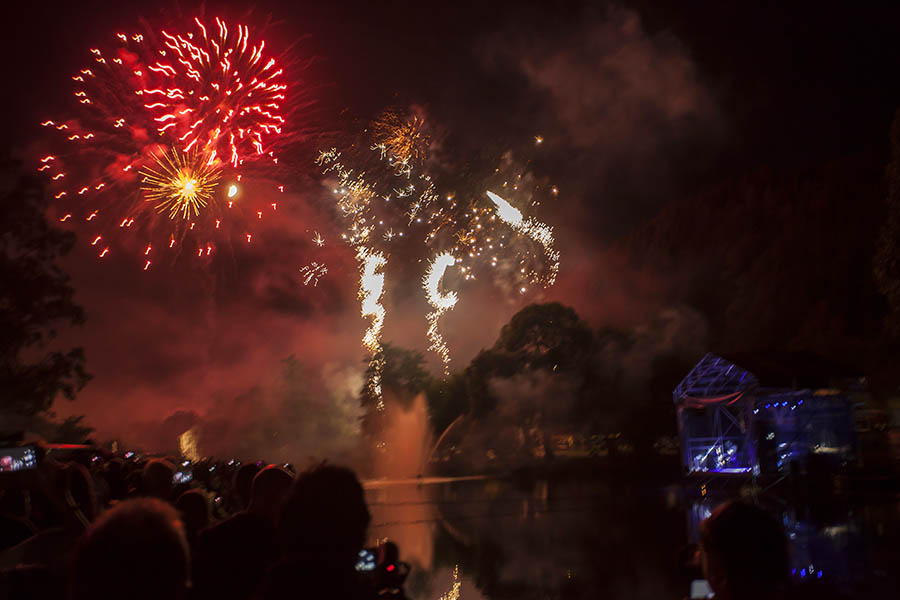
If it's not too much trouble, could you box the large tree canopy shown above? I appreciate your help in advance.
[493,302,593,372]
[0,163,90,424]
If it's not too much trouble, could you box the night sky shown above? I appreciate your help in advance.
[3,0,900,447]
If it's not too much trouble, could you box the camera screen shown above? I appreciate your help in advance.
[690,579,713,599]
[355,549,377,571]
[0,446,38,472]
[173,469,193,484]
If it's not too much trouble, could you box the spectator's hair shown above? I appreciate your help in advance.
[105,458,127,501]
[233,463,262,509]
[141,458,175,500]
[246,465,292,517]
[277,464,370,563]
[700,501,789,599]
[65,462,97,525]
[175,488,209,534]
[70,498,190,600]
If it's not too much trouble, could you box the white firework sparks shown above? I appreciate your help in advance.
[424,252,458,373]
[299,262,328,286]
[358,247,387,408]
[486,190,560,286]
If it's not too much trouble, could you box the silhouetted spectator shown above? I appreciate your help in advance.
[70,498,189,600]
[0,564,66,600]
[104,458,127,501]
[247,465,293,519]
[699,500,789,600]
[193,465,292,600]
[0,463,95,578]
[0,489,35,551]
[175,489,209,553]
[260,464,373,600]
[0,514,35,553]
[140,458,175,500]
[233,462,261,510]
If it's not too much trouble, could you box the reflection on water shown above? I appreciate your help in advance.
[688,494,899,597]
[365,477,899,599]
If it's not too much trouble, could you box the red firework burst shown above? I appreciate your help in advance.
[38,17,289,266]
[141,17,286,168]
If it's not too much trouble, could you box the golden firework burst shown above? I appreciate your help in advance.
[140,147,222,219]
[371,109,430,175]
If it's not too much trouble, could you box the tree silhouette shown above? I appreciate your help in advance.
[462,302,593,419]
[493,302,593,372]
[359,343,433,440]
[0,162,90,428]
[875,109,900,335]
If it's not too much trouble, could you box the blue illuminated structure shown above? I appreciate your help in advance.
[674,353,861,476]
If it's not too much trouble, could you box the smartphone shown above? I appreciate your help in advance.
[690,579,713,599]
[0,445,38,472]
[355,548,377,572]
[173,467,193,484]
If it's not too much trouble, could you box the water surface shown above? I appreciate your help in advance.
[365,476,899,599]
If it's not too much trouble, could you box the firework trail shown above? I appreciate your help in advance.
[299,262,328,286]
[317,114,561,383]
[439,566,461,600]
[39,17,289,266]
[423,252,459,373]
[486,190,559,286]
[315,115,437,400]
[358,248,387,409]
[419,150,560,296]
[314,109,444,402]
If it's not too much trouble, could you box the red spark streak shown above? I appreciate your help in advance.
[140,18,286,167]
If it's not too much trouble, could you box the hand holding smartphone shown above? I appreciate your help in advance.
[0,445,38,472]
[0,444,41,489]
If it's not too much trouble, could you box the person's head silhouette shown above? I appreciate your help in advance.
[700,500,789,600]
[70,498,190,600]
[248,465,293,520]
[277,464,370,568]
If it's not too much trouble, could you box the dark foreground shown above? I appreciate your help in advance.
[369,475,900,599]
[1,448,898,599]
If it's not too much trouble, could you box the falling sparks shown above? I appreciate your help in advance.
[358,248,387,409]
[486,190,559,286]
[424,252,459,373]
[140,147,223,219]
[316,124,559,392]
[299,262,328,286]
[312,231,325,247]
[440,566,461,600]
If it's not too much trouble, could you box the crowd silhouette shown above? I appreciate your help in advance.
[0,443,836,599]
[0,446,384,600]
